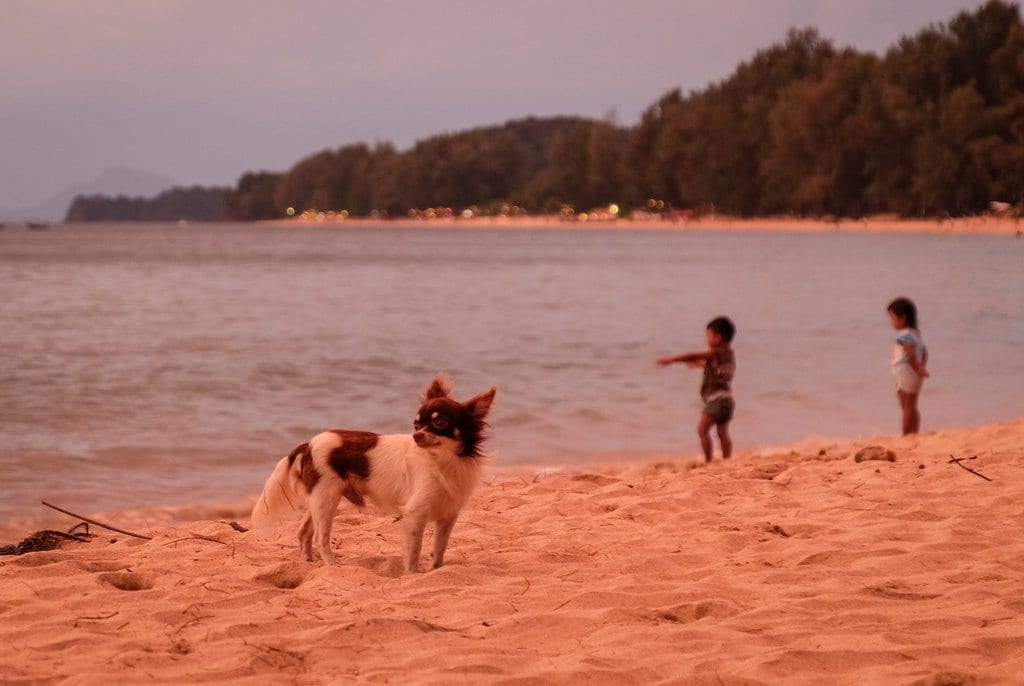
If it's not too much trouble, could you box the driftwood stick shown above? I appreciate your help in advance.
[41,501,153,540]
[948,455,992,482]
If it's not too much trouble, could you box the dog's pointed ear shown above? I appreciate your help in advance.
[465,386,497,421]
[423,373,453,400]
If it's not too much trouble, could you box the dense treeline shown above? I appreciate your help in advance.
[76,1,1024,222]
[225,1,1024,220]
[66,186,228,222]
[224,116,609,219]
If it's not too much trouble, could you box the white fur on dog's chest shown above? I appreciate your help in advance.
[358,435,480,519]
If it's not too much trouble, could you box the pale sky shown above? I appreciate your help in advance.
[0,0,983,209]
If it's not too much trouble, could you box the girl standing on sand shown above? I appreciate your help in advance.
[887,297,929,435]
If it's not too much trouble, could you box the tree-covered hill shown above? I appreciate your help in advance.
[65,186,228,222]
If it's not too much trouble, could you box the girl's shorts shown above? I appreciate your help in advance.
[893,365,923,395]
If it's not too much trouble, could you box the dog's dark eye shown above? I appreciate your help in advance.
[431,416,449,430]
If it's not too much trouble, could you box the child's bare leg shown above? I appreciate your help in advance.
[716,422,732,459]
[697,414,715,462]
[898,391,920,434]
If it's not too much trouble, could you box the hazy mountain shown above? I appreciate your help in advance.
[0,166,177,222]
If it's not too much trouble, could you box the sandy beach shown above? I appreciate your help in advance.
[2,418,1023,684]
[279,213,1024,236]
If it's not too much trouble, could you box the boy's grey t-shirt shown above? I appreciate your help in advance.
[700,348,735,401]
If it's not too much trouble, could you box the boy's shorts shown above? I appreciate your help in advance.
[704,396,735,425]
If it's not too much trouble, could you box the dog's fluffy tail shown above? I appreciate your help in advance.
[250,444,309,529]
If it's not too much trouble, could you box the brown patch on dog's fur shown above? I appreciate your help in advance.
[328,430,377,507]
[327,431,377,479]
[285,443,320,492]
[299,450,319,492]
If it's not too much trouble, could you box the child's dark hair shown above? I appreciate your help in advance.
[887,297,918,328]
[707,316,736,342]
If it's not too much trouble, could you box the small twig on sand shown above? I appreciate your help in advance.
[41,501,153,540]
[162,535,228,546]
[948,455,992,482]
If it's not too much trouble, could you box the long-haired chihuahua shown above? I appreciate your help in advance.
[250,374,496,573]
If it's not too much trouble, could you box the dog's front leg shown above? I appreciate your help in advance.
[401,513,428,573]
[429,516,458,570]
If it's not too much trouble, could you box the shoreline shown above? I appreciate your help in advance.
[266,213,1024,235]
[2,416,1022,682]
[1,416,1019,541]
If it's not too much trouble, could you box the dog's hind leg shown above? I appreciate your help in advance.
[429,515,458,570]
[308,481,344,564]
[297,514,314,561]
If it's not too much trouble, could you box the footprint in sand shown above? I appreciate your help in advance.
[98,571,155,591]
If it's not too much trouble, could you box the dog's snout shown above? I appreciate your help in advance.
[413,430,441,448]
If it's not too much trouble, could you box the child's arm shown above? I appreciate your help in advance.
[899,341,930,378]
[657,350,712,367]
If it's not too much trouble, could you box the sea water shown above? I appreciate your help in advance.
[1,222,1021,521]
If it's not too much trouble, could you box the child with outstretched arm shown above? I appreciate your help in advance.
[657,316,736,462]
